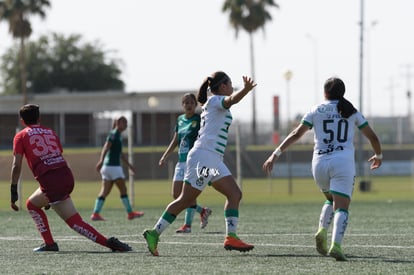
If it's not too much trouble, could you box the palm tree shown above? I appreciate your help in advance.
[0,0,50,104]
[222,0,279,144]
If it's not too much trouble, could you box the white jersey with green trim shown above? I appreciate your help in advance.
[192,95,232,156]
[301,100,368,160]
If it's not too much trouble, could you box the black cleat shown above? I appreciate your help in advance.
[106,237,132,252]
[33,242,59,252]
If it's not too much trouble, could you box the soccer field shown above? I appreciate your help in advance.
[0,177,413,274]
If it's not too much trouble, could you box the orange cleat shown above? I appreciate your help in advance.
[224,236,254,252]
[176,224,191,233]
[90,213,105,221]
[128,211,144,220]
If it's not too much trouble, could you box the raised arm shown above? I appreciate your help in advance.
[223,76,257,109]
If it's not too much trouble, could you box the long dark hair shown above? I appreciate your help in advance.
[324,77,357,118]
[197,71,229,104]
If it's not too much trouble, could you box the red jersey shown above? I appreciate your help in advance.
[13,124,68,179]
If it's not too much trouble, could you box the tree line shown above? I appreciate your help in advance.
[1,0,278,144]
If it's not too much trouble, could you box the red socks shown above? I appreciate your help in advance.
[26,200,55,245]
[65,213,108,247]
[27,200,108,248]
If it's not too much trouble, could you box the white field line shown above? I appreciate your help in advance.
[0,232,411,240]
[1,234,413,249]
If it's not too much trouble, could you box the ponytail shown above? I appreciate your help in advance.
[197,78,209,104]
[324,77,357,118]
[197,71,230,105]
[337,97,357,118]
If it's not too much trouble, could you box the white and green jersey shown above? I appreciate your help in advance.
[301,100,368,160]
[176,113,200,162]
[193,95,232,156]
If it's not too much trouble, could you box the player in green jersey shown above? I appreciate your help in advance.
[159,93,212,233]
[91,116,144,221]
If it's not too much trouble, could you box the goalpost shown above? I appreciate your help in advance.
[127,111,135,208]
[235,121,242,190]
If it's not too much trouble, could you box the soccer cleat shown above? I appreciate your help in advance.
[90,213,105,221]
[143,229,159,256]
[328,242,347,261]
[33,242,59,252]
[127,211,144,220]
[315,228,328,256]
[176,224,191,233]
[200,207,212,229]
[106,237,132,252]
[224,236,254,252]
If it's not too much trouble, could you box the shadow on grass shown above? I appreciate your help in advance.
[348,255,414,264]
[200,231,225,234]
[259,253,322,258]
[45,250,142,254]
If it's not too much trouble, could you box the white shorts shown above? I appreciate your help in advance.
[184,148,231,191]
[100,165,125,181]
[173,162,186,182]
[312,157,355,198]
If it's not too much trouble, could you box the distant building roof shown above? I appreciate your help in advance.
[0,90,194,114]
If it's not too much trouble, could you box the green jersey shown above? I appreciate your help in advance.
[176,113,200,162]
[104,129,123,166]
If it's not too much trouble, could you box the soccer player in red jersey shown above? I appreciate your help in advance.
[10,104,132,252]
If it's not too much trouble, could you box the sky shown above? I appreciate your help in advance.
[1,0,413,124]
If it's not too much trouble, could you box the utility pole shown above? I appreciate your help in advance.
[283,70,293,195]
[249,33,257,145]
[401,64,413,134]
[306,33,319,105]
[386,77,398,117]
[357,0,365,179]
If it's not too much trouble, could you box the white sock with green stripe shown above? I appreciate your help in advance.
[318,200,334,229]
[154,211,176,235]
[332,208,349,245]
[225,209,239,237]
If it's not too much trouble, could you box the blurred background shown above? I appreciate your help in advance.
[0,0,413,182]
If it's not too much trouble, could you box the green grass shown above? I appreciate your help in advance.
[2,176,413,209]
[0,177,413,274]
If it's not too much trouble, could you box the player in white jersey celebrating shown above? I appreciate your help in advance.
[143,71,256,256]
[158,93,212,233]
[263,77,382,261]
